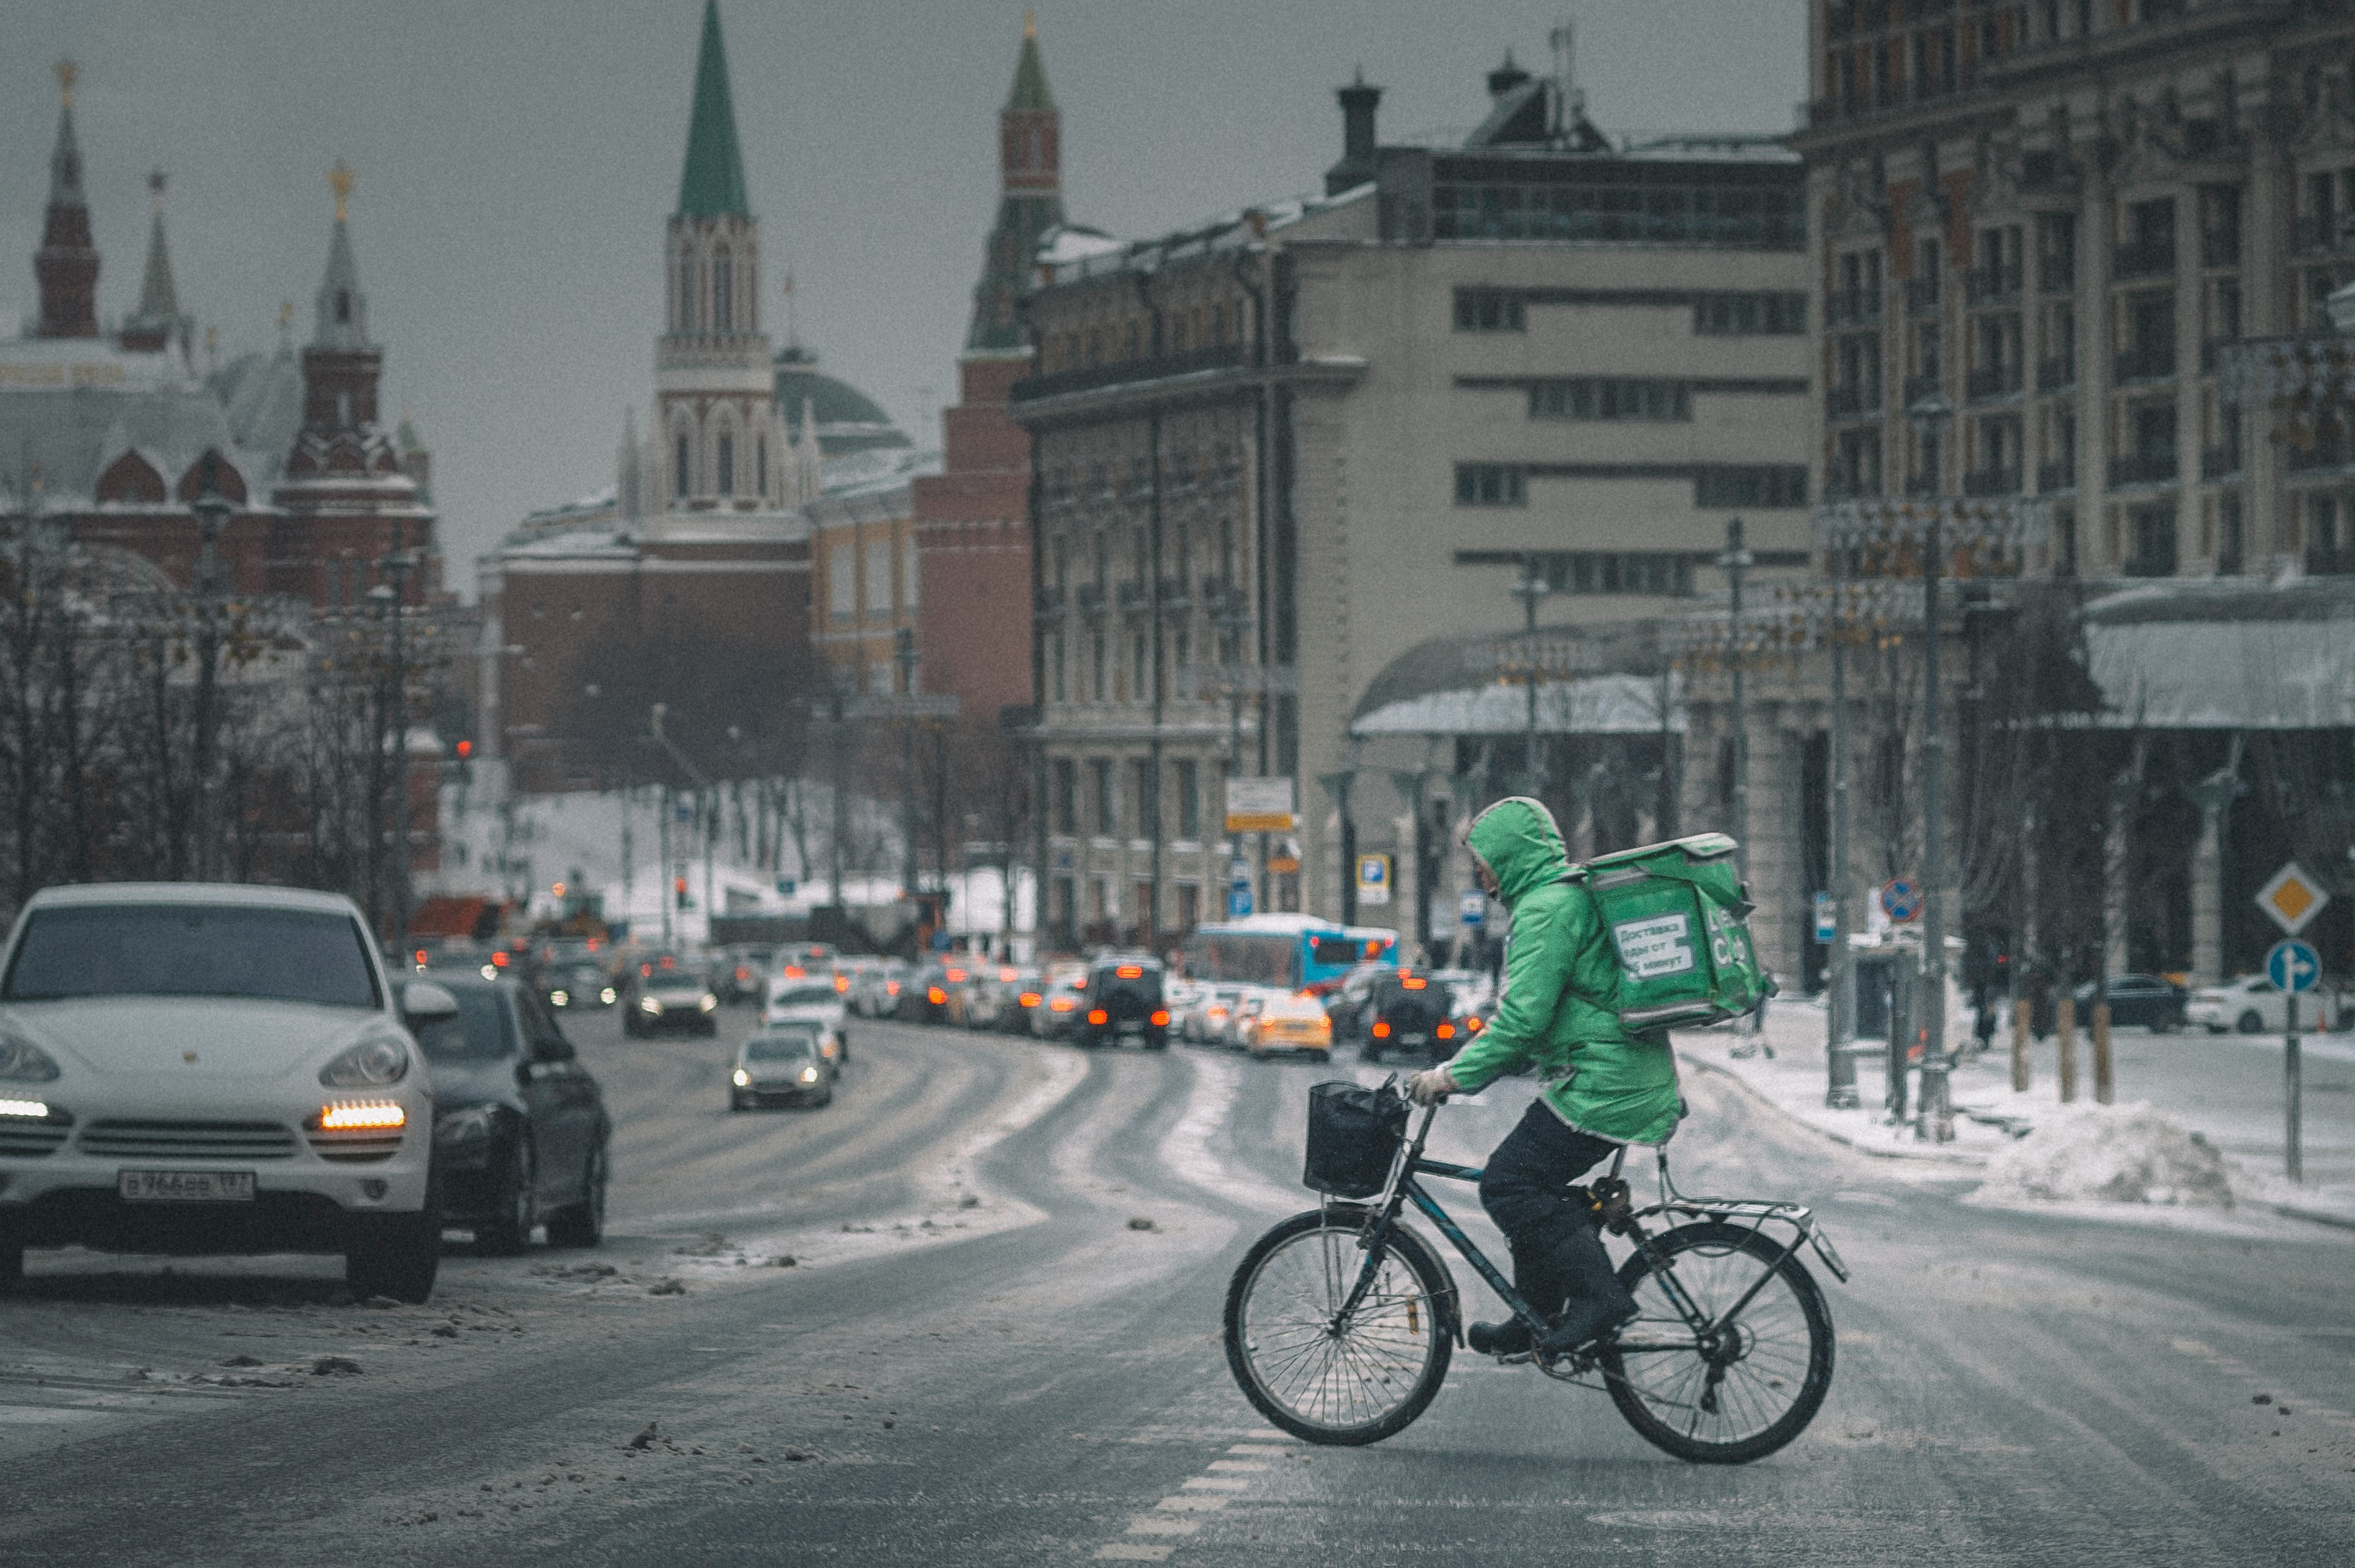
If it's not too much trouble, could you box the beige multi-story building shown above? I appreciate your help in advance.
[1015,58,1812,952]
[1797,0,2355,577]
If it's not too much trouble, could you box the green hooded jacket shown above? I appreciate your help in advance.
[1440,797,1682,1145]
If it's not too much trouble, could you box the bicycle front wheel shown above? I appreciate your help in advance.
[1600,1221,1834,1464]
[1222,1205,1454,1446]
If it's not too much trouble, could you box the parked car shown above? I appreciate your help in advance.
[400,974,609,1254]
[762,976,853,1062]
[1242,989,1335,1062]
[622,951,719,1037]
[2187,973,2355,1034]
[730,1023,839,1110]
[1078,955,1169,1049]
[1361,971,1462,1064]
[2070,973,2189,1032]
[0,884,449,1301]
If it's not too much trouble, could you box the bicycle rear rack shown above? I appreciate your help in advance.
[1638,1147,1852,1284]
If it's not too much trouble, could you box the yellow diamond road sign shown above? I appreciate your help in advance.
[2257,861,2330,936]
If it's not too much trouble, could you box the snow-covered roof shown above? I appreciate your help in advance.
[2081,576,2355,730]
[1031,186,1375,289]
[0,335,235,507]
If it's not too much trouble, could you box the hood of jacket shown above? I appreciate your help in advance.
[1465,796,1571,907]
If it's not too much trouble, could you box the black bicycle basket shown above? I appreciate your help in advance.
[1302,1080,1407,1198]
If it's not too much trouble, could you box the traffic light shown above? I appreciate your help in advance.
[675,876,689,910]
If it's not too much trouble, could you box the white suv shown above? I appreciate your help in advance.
[0,884,455,1302]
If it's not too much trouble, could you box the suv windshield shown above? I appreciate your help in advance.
[771,985,838,1007]
[403,985,517,1062]
[4,904,381,1010]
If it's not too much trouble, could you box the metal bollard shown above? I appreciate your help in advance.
[2056,994,2077,1104]
[2091,1002,2114,1106]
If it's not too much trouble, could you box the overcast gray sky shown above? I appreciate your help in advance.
[0,0,1805,586]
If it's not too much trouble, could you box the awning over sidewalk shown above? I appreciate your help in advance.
[2082,577,2355,730]
[1348,621,1681,738]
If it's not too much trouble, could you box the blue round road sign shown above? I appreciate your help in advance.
[2266,938,2321,994]
[1879,878,1923,923]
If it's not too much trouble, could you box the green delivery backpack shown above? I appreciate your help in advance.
[1564,833,1776,1031]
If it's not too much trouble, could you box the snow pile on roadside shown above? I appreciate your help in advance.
[1970,1100,2238,1208]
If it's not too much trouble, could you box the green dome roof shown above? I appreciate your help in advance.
[773,345,910,456]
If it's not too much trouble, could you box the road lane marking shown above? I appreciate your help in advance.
[1224,1443,1289,1455]
[1156,1055,1299,1215]
[1094,1547,1174,1562]
[1179,1477,1252,1492]
[1153,1495,1227,1512]
[1203,1459,1266,1472]
[1126,1518,1198,1536]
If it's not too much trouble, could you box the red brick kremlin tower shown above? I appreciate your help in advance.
[909,13,1064,726]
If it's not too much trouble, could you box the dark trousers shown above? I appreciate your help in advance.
[1477,1101,1623,1323]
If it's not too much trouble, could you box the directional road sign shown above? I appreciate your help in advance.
[1459,889,1487,928]
[2257,861,2330,936]
[1813,891,1837,945]
[2266,938,2321,995]
[1356,854,1393,907]
[1879,877,1923,924]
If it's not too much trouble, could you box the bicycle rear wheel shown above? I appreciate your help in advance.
[1600,1221,1833,1464]
[1222,1205,1454,1446]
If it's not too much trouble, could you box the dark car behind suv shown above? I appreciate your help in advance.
[397,975,610,1254]
[1080,955,1169,1050]
[1361,971,1460,1064]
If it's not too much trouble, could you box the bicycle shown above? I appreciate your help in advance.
[1222,1081,1851,1464]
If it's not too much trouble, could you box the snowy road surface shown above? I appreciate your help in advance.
[2,1009,2351,1564]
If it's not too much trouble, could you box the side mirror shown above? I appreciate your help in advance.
[533,1035,576,1064]
[401,980,460,1024]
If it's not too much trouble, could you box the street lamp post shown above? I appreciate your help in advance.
[188,465,233,882]
[649,702,714,939]
[1510,556,1550,798]
[894,627,921,903]
[1825,546,1860,1107]
[1718,518,1761,1059]
[1908,391,1956,1143]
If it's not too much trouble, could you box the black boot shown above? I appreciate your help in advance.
[1467,1318,1531,1356]
[1532,1224,1638,1358]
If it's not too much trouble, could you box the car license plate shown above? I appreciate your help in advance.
[1402,1033,1428,1046]
[118,1170,255,1203]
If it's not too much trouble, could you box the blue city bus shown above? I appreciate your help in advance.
[1184,915,1399,993]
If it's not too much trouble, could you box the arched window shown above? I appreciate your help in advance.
[716,432,734,497]
[675,432,691,496]
[713,249,733,331]
[335,289,351,325]
[1027,125,1043,168]
[678,251,696,332]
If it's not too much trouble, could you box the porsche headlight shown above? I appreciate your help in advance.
[0,1029,61,1083]
[319,1036,409,1088]
[434,1103,499,1146]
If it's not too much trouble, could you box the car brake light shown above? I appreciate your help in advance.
[1087,1009,1109,1025]
[1116,964,1143,979]
[886,981,900,994]
[1050,997,1076,1012]
[1372,1021,1392,1038]
[927,987,947,1005]
[491,951,509,968]
[1019,992,1042,1007]
[947,969,968,982]
[317,1101,406,1131]
[834,975,850,992]
[659,956,675,969]
[640,964,653,976]
[1151,1011,1170,1027]
[1402,977,1426,990]
[1436,1023,1455,1040]
[785,966,805,979]
[1467,1016,1484,1032]
[412,949,427,966]
[1000,968,1020,982]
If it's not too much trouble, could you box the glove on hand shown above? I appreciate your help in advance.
[1406,1067,1458,1106]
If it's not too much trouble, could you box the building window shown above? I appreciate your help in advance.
[1454,463,1527,507]
[675,433,691,497]
[678,254,696,332]
[1092,633,1107,700]
[1130,758,1154,838]
[1089,758,1116,837]
[863,540,892,617]
[756,435,767,497]
[1433,180,1803,248]
[1052,759,1077,834]
[712,252,732,331]
[2217,491,2243,575]
[1174,882,1199,934]
[1452,290,1526,332]
[716,432,734,497]
[1174,759,1200,839]
[829,543,854,622]
[1694,292,1807,335]
[1528,379,1692,421]
[2127,504,2179,577]
[1695,466,1808,509]
[902,545,919,611]
[1453,550,1701,597]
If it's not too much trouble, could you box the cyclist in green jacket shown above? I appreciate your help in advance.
[1407,796,1682,1358]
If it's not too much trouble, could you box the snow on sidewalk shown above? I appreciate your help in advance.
[1678,997,2355,1231]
